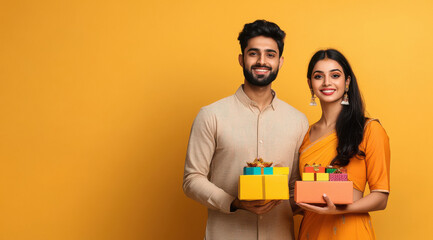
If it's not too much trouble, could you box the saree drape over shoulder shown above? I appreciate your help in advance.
[298,120,390,240]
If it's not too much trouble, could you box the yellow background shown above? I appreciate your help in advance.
[1,0,432,239]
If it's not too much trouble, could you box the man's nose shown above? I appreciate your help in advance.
[256,53,265,65]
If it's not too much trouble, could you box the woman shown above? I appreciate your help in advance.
[297,49,390,239]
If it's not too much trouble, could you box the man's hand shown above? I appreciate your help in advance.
[231,198,282,215]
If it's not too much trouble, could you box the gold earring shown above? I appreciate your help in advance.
[341,85,349,105]
[310,89,317,106]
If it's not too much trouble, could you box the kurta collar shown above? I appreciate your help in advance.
[235,85,277,111]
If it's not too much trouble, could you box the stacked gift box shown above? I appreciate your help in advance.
[294,164,353,204]
[238,158,290,200]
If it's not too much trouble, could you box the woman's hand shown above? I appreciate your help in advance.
[296,191,388,215]
[297,194,347,215]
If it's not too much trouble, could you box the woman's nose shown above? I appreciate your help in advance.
[322,76,330,86]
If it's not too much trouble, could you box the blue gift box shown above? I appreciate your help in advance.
[243,167,261,175]
[263,167,273,175]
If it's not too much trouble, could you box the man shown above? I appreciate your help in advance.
[183,20,309,240]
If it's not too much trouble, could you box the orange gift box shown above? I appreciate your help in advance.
[294,181,353,204]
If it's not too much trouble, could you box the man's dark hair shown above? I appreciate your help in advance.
[238,20,286,57]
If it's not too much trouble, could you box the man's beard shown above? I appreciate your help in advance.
[243,64,279,87]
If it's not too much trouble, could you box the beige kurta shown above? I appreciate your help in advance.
[183,85,309,240]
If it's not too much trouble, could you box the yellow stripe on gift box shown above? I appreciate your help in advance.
[272,167,289,175]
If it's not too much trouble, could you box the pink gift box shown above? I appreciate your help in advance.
[329,173,348,181]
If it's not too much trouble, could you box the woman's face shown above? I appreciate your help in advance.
[309,59,350,105]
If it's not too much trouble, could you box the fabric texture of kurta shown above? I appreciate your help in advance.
[183,85,309,240]
[298,119,390,240]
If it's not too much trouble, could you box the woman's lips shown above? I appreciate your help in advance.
[320,89,336,96]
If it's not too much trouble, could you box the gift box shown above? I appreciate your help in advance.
[243,167,261,175]
[263,167,273,175]
[304,165,325,173]
[239,166,290,200]
[316,173,329,181]
[239,174,289,200]
[329,173,348,181]
[239,175,263,200]
[264,175,289,199]
[302,172,315,181]
[294,181,353,204]
[273,167,289,175]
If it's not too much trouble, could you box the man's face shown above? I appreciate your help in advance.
[239,36,283,87]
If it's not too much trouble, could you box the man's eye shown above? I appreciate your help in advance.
[267,54,275,58]
[249,52,257,56]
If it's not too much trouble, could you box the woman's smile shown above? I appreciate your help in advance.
[320,88,336,96]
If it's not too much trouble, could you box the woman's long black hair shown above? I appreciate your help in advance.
[307,49,366,167]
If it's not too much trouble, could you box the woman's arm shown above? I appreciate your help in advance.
[297,191,388,215]
[298,120,391,215]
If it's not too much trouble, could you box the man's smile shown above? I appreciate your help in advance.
[252,66,271,75]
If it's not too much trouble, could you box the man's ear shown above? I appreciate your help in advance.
[278,56,284,69]
[238,54,244,67]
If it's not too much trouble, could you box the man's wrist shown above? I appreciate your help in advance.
[230,198,239,212]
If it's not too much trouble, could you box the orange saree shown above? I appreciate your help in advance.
[298,120,390,240]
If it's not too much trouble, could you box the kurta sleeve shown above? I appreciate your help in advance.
[364,120,391,193]
[182,108,235,214]
[289,115,309,198]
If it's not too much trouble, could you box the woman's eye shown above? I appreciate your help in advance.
[313,75,322,79]
[332,74,340,78]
